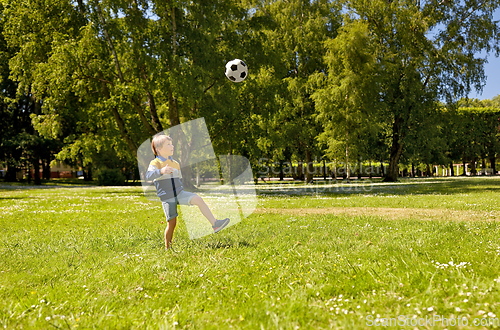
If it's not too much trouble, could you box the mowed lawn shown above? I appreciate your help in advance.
[2,177,500,329]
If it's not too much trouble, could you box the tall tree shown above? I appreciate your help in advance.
[312,20,382,180]
[2,0,257,182]
[251,0,341,182]
[337,0,500,182]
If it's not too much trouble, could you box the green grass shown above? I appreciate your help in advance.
[1,177,500,329]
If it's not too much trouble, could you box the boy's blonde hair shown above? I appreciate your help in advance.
[151,134,172,156]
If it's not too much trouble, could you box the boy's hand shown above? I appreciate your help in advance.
[160,165,174,175]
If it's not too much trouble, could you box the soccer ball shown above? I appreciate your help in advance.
[225,59,248,83]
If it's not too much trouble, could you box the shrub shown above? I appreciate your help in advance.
[97,168,125,186]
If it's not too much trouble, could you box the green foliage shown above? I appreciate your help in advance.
[446,100,500,172]
[318,0,500,181]
[1,0,500,184]
[244,0,341,181]
[313,20,381,163]
[97,168,126,186]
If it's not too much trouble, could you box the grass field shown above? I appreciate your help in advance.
[2,177,500,329]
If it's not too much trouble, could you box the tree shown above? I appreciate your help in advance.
[2,0,259,184]
[336,0,500,182]
[250,0,341,182]
[312,20,382,180]
[448,98,500,175]
[0,2,60,183]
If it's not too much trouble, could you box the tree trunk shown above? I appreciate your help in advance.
[147,90,163,132]
[131,100,156,136]
[332,161,337,182]
[168,89,181,127]
[84,165,93,181]
[33,158,41,185]
[345,127,350,182]
[384,116,404,182]
[96,4,124,82]
[296,161,304,181]
[450,162,454,176]
[490,157,497,175]
[43,160,51,180]
[305,149,313,183]
[462,157,467,176]
[470,158,477,176]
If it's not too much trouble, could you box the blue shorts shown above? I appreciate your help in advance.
[161,191,197,221]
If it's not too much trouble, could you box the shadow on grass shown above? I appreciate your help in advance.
[256,176,500,197]
[203,239,255,249]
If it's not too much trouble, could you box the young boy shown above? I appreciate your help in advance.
[146,134,230,249]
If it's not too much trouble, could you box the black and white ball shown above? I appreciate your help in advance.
[225,59,248,83]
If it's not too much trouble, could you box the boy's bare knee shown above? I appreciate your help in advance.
[190,195,202,205]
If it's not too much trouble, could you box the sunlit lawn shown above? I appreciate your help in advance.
[1,177,500,329]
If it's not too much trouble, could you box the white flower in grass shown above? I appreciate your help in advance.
[455,307,461,312]
[463,299,468,303]
[45,317,51,321]
[427,307,434,312]
[488,312,496,318]
[478,310,486,315]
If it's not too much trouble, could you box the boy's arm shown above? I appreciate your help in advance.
[146,164,173,181]
[146,164,163,181]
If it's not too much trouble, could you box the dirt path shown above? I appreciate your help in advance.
[255,207,500,221]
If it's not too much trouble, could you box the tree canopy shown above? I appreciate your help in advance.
[1,0,499,183]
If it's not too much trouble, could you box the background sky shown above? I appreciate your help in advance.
[469,55,500,100]
[469,9,500,101]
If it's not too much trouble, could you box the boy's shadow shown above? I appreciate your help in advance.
[203,239,255,249]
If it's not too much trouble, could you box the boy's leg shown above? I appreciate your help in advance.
[165,217,177,250]
[189,195,216,226]
[162,200,178,250]
[188,194,230,232]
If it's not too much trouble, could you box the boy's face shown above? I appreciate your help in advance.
[158,140,174,158]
